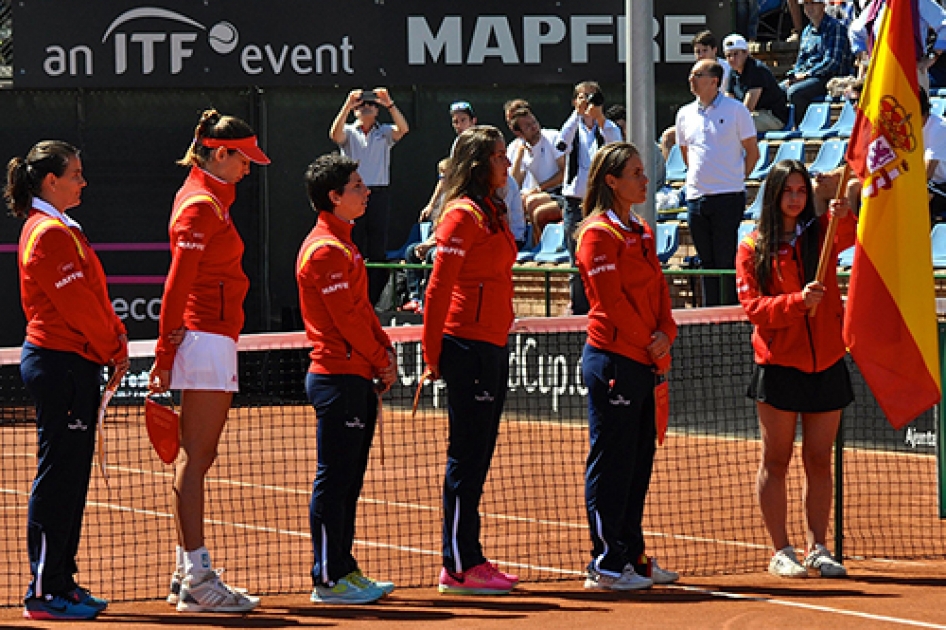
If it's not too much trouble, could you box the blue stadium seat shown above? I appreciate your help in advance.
[745,181,765,220]
[806,100,856,140]
[838,245,854,268]
[932,224,946,268]
[932,97,946,118]
[808,138,848,175]
[665,144,687,183]
[748,139,805,181]
[765,102,832,141]
[746,140,771,180]
[532,222,570,264]
[386,221,432,260]
[656,222,679,264]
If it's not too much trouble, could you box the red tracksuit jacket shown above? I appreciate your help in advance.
[576,211,677,365]
[19,209,126,365]
[736,212,856,372]
[422,196,517,368]
[154,167,249,371]
[296,210,392,380]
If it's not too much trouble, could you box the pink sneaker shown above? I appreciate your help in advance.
[438,561,516,595]
[483,560,518,585]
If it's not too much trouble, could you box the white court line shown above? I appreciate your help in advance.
[670,584,946,629]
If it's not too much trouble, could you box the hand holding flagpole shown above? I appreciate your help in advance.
[810,163,852,317]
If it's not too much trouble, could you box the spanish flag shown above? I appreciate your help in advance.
[845,0,941,429]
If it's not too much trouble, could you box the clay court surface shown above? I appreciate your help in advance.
[1,559,945,629]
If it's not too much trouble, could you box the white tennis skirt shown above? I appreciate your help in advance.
[170,330,239,392]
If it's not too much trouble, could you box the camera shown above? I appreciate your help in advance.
[360,90,379,103]
[588,91,604,106]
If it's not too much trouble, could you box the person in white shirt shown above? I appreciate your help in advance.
[921,88,946,222]
[329,87,410,306]
[556,81,623,314]
[676,59,759,306]
[507,107,566,245]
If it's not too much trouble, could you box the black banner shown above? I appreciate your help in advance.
[12,0,728,88]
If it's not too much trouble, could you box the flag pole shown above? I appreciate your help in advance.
[810,162,852,317]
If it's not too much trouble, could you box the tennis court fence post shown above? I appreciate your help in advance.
[938,322,946,519]
[834,409,844,560]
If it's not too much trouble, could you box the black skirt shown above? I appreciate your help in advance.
[747,358,854,413]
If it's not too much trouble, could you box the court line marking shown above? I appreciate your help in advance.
[670,584,946,629]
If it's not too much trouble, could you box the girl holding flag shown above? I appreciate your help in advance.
[735,159,855,578]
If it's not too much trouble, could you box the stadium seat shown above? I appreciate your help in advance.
[386,221,432,260]
[656,222,679,264]
[665,144,687,183]
[745,181,765,220]
[838,245,854,268]
[765,102,832,141]
[932,224,946,268]
[806,100,856,140]
[531,221,570,264]
[748,139,805,181]
[738,221,756,244]
[932,97,946,118]
[808,138,848,175]
[746,140,771,180]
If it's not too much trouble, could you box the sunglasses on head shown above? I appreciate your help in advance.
[450,101,473,113]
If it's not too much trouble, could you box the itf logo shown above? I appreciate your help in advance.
[101,8,236,75]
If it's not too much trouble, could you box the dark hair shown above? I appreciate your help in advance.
[441,125,506,232]
[754,160,819,293]
[509,107,535,133]
[503,98,531,123]
[4,140,80,218]
[921,87,931,118]
[705,61,724,85]
[178,108,256,167]
[304,153,360,214]
[693,30,717,49]
[581,142,641,222]
[605,104,626,123]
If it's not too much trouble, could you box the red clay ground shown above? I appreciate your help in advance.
[1,559,944,629]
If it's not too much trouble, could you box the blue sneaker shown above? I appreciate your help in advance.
[23,594,99,620]
[350,570,395,596]
[310,571,384,604]
[67,586,108,612]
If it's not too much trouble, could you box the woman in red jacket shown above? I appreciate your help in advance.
[148,110,269,613]
[575,142,679,591]
[735,159,854,579]
[296,153,397,605]
[422,126,519,595]
[6,140,128,620]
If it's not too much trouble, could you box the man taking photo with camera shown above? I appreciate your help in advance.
[329,87,410,308]
[555,81,622,315]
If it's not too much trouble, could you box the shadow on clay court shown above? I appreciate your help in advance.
[850,575,946,588]
[96,613,307,627]
[696,583,896,600]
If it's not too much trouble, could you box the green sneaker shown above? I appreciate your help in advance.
[350,570,395,596]
[310,571,384,604]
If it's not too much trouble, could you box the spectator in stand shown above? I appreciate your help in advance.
[781,0,853,123]
[920,88,946,222]
[787,0,806,43]
[329,87,410,307]
[736,0,761,41]
[556,81,623,315]
[677,59,760,306]
[850,0,946,88]
[507,107,566,246]
[659,30,732,161]
[403,157,450,313]
[724,34,791,132]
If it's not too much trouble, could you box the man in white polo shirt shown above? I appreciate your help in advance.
[507,107,566,246]
[676,58,759,306]
[329,87,410,306]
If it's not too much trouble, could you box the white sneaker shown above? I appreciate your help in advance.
[768,547,808,578]
[167,571,183,605]
[804,544,847,578]
[584,563,654,591]
[176,570,260,613]
[649,558,679,585]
